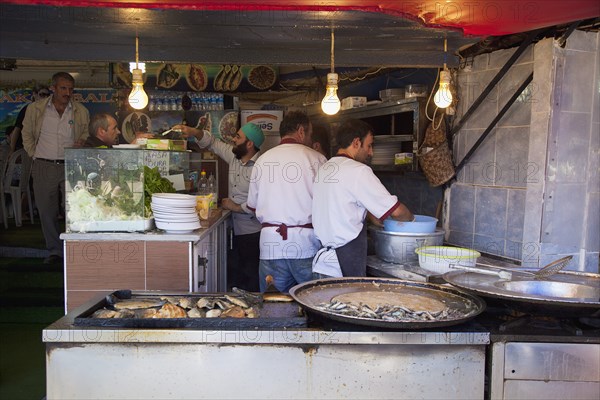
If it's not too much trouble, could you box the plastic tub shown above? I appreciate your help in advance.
[383,215,437,233]
[415,246,481,275]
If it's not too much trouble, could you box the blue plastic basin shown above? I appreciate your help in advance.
[383,215,438,233]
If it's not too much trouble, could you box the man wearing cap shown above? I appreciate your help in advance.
[175,122,265,292]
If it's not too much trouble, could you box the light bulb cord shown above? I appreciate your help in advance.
[330,28,335,74]
[443,37,447,70]
[135,36,139,69]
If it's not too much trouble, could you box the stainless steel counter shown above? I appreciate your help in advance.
[60,210,231,243]
[44,293,489,400]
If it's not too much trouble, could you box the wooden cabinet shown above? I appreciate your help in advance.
[312,97,428,171]
[65,241,192,311]
[62,212,231,312]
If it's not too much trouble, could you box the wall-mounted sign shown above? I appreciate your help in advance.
[111,63,278,93]
[0,88,115,142]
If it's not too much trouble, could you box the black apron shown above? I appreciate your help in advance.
[335,226,367,277]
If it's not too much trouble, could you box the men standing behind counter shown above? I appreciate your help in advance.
[312,119,413,278]
[84,113,121,148]
[175,122,265,292]
[22,72,89,265]
[247,111,327,293]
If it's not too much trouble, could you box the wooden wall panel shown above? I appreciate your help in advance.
[146,242,190,290]
[66,241,145,290]
[66,290,108,312]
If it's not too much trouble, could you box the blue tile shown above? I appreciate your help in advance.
[560,50,595,112]
[506,189,526,242]
[462,129,497,185]
[474,234,505,257]
[565,30,598,52]
[472,53,489,72]
[420,187,443,217]
[543,184,586,247]
[540,242,580,255]
[583,252,599,274]
[586,193,599,251]
[505,240,523,261]
[474,187,507,238]
[497,63,534,128]
[588,123,599,192]
[465,70,499,130]
[377,175,443,217]
[449,184,475,232]
[447,231,474,248]
[495,127,530,188]
[554,112,591,183]
[521,241,542,266]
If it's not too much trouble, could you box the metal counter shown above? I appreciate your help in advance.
[44,293,489,400]
[60,210,231,243]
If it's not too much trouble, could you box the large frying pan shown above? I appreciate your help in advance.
[442,269,600,317]
[289,277,485,329]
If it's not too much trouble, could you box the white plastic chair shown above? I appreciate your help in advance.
[2,148,34,227]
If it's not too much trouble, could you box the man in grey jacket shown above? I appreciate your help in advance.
[22,72,90,264]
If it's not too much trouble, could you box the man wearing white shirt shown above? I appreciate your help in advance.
[247,111,327,293]
[312,119,413,278]
[22,72,89,264]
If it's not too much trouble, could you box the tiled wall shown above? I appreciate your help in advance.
[449,31,600,272]
[378,173,443,218]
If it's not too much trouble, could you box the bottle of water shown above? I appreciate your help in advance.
[148,95,156,111]
[207,173,217,208]
[198,170,208,195]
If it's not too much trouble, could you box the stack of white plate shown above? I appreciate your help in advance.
[151,193,200,234]
[372,135,404,165]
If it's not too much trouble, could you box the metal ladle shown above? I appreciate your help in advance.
[449,255,573,280]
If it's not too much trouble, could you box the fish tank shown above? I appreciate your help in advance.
[64,148,189,233]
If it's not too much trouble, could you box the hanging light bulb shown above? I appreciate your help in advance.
[434,69,453,108]
[434,38,453,109]
[321,73,341,115]
[321,28,341,115]
[129,62,146,73]
[128,36,148,110]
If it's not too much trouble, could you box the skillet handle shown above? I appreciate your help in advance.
[449,264,512,280]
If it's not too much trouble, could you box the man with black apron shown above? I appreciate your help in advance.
[312,119,413,278]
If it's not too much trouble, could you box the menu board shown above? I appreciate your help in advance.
[111,63,278,93]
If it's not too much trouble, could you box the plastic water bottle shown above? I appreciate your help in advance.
[148,95,156,111]
[207,173,217,208]
[198,170,208,195]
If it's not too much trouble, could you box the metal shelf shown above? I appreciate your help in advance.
[312,97,428,172]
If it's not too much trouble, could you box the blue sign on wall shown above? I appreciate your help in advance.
[0,88,116,141]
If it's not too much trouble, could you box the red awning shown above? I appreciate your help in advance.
[3,0,600,36]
